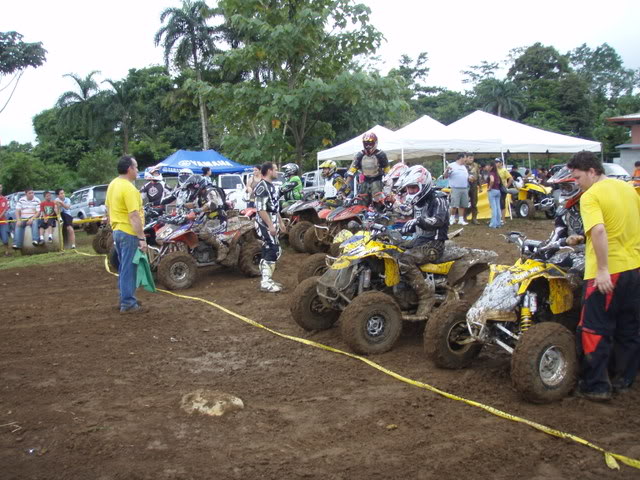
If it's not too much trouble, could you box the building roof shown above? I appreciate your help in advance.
[607,112,640,126]
[615,143,640,150]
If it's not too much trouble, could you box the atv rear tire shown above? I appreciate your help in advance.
[238,241,262,277]
[516,200,535,219]
[303,225,328,254]
[157,251,197,290]
[289,221,313,253]
[290,276,339,331]
[511,322,577,404]
[340,291,402,355]
[424,299,482,369]
[92,228,111,254]
[297,253,329,283]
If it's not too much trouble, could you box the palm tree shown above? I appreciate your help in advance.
[475,78,525,119]
[102,79,134,153]
[56,70,103,138]
[155,0,220,150]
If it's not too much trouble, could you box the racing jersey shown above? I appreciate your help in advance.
[281,176,303,202]
[348,150,390,180]
[323,173,345,199]
[254,179,280,226]
[411,191,450,246]
[140,181,165,206]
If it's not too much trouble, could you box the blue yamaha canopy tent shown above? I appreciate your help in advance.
[154,149,252,175]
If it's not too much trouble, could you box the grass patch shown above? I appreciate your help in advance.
[0,232,102,271]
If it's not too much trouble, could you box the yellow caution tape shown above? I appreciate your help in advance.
[75,250,640,471]
[0,215,104,225]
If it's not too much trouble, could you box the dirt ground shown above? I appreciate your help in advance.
[1,217,639,479]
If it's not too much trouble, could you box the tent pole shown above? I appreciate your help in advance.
[528,152,531,170]
[402,147,405,163]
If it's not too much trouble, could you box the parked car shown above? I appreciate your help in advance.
[301,168,348,199]
[603,162,631,181]
[69,185,108,234]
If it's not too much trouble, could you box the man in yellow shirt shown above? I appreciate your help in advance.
[106,155,147,314]
[568,151,640,401]
[496,159,513,224]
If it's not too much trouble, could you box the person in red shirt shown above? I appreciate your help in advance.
[38,191,58,244]
[0,183,10,256]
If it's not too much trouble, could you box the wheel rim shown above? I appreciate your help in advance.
[365,314,387,339]
[170,261,190,282]
[446,319,473,353]
[309,295,330,315]
[538,345,567,387]
[519,204,529,217]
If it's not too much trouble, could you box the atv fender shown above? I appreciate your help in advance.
[447,249,498,286]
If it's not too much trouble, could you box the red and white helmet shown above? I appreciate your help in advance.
[362,132,378,155]
[383,162,409,189]
[548,166,582,208]
[396,165,433,206]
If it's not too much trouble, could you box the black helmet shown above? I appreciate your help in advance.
[183,174,207,191]
[282,163,300,178]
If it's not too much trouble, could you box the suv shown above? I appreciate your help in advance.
[69,185,108,233]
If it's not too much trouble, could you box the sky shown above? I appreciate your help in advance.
[2,0,639,145]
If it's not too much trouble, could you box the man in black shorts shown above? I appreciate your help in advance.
[54,188,76,249]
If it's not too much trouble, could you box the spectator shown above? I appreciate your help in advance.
[13,188,41,249]
[106,155,147,314]
[38,191,58,244]
[54,189,76,249]
[0,184,10,256]
[201,167,213,184]
[633,161,640,187]
[524,169,533,182]
[465,153,480,224]
[510,165,523,182]
[486,161,502,229]
[444,153,470,225]
[537,167,550,184]
[568,151,640,401]
[496,159,514,225]
[245,165,261,208]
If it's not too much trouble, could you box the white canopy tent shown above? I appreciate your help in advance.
[446,110,601,153]
[316,125,403,166]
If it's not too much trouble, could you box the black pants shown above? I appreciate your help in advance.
[255,221,281,262]
[468,183,478,217]
[577,268,640,393]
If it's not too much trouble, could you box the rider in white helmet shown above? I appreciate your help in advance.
[396,165,450,320]
[140,167,165,205]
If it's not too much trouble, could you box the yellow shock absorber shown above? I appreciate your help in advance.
[520,307,533,332]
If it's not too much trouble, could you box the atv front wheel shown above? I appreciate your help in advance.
[92,227,112,254]
[84,222,100,235]
[289,221,313,253]
[424,299,482,369]
[157,251,197,290]
[297,253,329,283]
[516,200,535,219]
[511,322,577,404]
[290,276,339,331]
[238,241,262,277]
[340,291,402,354]
[303,226,328,254]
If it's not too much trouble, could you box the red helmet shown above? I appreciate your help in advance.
[362,132,378,155]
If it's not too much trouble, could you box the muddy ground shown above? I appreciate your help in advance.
[1,218,639,479]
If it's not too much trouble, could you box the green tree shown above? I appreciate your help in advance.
[155,0,221,150]
[474,78,524,119]
[0,31,46,114]
[55,71,105,140]
[102,79,135,153]
[77,149,119,185]
[508,43,570,84]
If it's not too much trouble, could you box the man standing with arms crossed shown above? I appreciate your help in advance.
[254,162,287,293]
[106,155,147,314]
[568,152,640,401]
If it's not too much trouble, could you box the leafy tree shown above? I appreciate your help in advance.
[508,43,570,84]
[474,78,524,118]
[102,79,135,153]
[461,60,499,87]
[388,52,430,98]
[77,149,119,185]
[55,71,106,140]
[413,87,473,125]
[155,0,222,150]
[32,108,92,169]
[201,0,401,164]
[0,31,46,114]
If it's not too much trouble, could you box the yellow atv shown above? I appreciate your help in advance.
[290,224,496,354]
[512,180,556,219]
[424,231,584,403]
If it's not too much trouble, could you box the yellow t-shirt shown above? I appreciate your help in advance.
[105,177,144,236]
[498,167,512,185]
[580,178,640,279]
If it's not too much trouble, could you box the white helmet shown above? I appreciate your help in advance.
[548,166,582,208]
[178,168,194,185]
[396,165,432,206]
[144,167,163,181]
[383,162,409,189]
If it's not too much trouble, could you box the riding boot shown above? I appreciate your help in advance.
[212,237,229,263]
[259,259,282,293]
[404,264,435,320]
